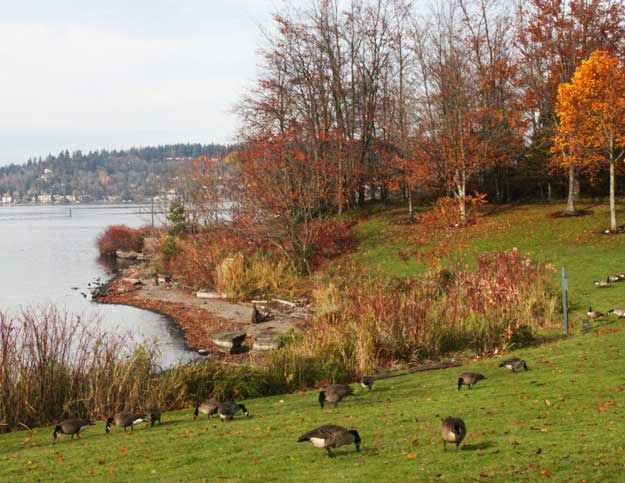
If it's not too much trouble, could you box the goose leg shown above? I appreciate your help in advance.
[443,441,447,452]
[326,448,334,458]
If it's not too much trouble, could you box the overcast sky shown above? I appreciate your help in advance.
[0,0,287,165]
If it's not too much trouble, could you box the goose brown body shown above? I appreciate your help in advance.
[441,417,466,450]
[319,384,354,408]
[149,408,161,427]
[360,376,375,390]
[457,372,485,390]
[588,307,606,320]
[217,401,250,421]
[53,419,94,440]
[297,425,361,457]
[608,308,625,318]
[194,399,219,420]
[498,357,528,372]
[106,412,147,432]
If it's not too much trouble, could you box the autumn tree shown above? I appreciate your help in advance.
[516,0,625,213]
[554,49,625,230]
[411,0,523,224]
[231,128,335,274]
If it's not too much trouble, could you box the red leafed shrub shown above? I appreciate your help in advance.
[166,228,249,289]
[96,225,147,256]
[309,219,356,270]
[304,250,557,375]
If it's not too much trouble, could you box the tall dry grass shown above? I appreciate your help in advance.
[0,307,337,432]
[0,307,179,431]
[298,250,558,375]
[215,252,299,301]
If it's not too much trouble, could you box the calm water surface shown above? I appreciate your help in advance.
[0,204,195,367]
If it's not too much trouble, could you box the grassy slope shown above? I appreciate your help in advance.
[3,321,625,481]
[354,201,625,319]
[4,201,625,481]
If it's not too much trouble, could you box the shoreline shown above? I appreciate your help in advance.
[94,262,309,359]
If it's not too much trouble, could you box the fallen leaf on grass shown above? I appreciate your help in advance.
[98,460,105,465]
[120,447,128,453]
[536,448,542,455]
[597,401,614,412]
[544,400,551,406]
[541,469,551,477]
[56,453,64,462]
[406,453,417,459]
[27,460,33,466]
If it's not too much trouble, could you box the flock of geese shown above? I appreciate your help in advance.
[51,356,530,458]
[587,272,625,327]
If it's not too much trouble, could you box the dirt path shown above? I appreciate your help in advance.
[95,266,309,357]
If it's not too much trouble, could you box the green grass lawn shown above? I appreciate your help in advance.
[4,320,625,481]
[353,200,625,319]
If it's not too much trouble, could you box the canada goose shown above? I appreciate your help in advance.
[441,417,466,451]
[216,401,250,421]
[105,412,147,433]
[594,278,611,288]
[319,384,354,409]
[608,275,623,283]
[297,425,361,457]
[588,306,606,320]
[616,273,625,280]
[149,408,161,427]
[457,372,485,390]
[498,357,528,372]
[608,308,625,318]
[193,399,219,420]
[251,304,272,324]
[360,376,375,391]
[53,419,94,440]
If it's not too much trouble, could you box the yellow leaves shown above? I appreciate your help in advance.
[554,49,625,168]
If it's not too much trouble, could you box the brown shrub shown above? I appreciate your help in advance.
[96,225,148,256]
[302,250,558,375]
[309,219,356,270]
[163,229,249,289]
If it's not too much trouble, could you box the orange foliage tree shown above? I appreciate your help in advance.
[231,127,336,274]
[554,50,625,230]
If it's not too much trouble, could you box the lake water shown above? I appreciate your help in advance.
[0,204,195,367]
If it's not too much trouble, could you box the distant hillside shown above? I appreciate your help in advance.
[0,143,231,204]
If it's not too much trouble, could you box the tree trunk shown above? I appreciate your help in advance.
[610,157,617,231]
[457,171,466,225]
[407,186,413,217]
[547,182,552,201]
[566,165,576,214]
[337,158,343,216]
